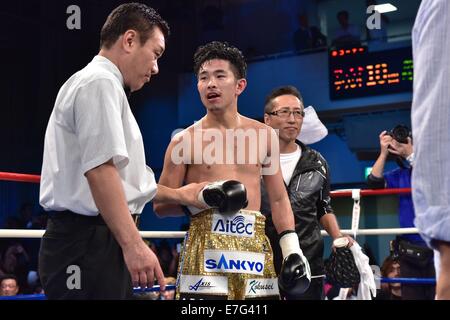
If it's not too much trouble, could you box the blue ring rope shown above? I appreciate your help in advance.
[1,277,437,300]
[380,277,436,284]
[0,285,176,300]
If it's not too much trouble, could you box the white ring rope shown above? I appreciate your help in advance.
[0,228,419,239]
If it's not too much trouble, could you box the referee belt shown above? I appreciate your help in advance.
[48,210,140,227]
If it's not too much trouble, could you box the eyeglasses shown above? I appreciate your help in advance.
[267,109,305,119]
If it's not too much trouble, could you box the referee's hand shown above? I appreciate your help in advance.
[123,240,166,291]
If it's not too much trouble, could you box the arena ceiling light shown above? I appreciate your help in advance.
[374,3,398,13]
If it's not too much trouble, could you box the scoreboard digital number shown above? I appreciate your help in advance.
[329,46,413,100]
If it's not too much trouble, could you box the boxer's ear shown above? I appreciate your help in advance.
[235,78,247,96]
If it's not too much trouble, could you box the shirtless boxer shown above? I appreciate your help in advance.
[154,41,310,300]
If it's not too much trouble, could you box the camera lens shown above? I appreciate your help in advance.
[392,125,410,144]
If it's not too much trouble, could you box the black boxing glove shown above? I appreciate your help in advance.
[198,180,248,215]
[278,231,311,297]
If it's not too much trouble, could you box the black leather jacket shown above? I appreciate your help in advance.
[260,140,333,276]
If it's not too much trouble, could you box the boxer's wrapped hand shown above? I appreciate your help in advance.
[278,231,311,296]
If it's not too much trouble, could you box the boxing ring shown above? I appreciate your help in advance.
[0,171,436,300]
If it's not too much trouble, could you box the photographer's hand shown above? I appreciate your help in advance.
[370,131,395,179]
[388,137,413,158]
[379,131,393,157]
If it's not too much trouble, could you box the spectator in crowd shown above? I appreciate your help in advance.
[0,275,20,296]
[293,13,327,51]
[332,10,361,48]
[1,243,30,293]
[367,128,435,300]
[376,256,401,300]
[293,13,313,51]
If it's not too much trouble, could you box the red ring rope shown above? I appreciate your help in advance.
[0,172,41,183]
[0,171,411,197]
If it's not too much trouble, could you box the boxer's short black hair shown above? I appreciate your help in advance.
[193,41,247,79]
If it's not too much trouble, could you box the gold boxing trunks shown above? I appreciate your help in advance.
[176,209,279,300]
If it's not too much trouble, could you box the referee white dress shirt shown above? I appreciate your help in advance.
[40,56,157,216]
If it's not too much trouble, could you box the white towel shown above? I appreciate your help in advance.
[350,242,377,300]
[297,106,328,145]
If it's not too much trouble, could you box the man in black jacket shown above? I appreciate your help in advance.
[260,85,353,300]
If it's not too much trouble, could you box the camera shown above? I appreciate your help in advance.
[385,125,411,144]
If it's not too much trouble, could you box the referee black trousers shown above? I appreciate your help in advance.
[39,212,133,299]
